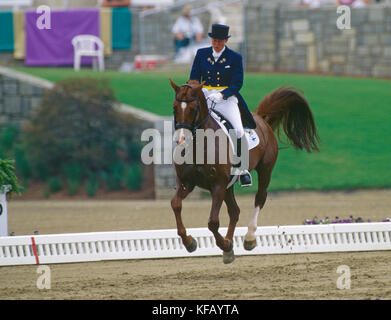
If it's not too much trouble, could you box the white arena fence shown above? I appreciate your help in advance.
[1,223,391,266]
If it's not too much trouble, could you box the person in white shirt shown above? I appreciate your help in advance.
[299,0,335,8]
[172,5,204,54]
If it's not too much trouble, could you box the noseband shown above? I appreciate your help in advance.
[174,84,210,134]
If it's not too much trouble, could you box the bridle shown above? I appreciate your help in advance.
[174,84,210,135]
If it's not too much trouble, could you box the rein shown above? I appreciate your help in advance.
[174,85,211,135]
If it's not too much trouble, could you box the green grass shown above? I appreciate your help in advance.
[14,67,187,115]
[14,67,391,192]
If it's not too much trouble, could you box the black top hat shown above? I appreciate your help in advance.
[208,24,231,40]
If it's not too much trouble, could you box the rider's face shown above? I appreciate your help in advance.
[211,38,227,53]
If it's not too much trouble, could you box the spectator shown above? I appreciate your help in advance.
[300,0,336,8]
[352,0,371,7]
[337,0,355,4]
[172,5,204,55]
[336,0,371,7]
[300,0,322,8]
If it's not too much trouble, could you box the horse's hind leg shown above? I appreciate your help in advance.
[171,178,196,252]
[244,162,273,251]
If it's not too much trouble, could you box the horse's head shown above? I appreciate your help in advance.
[169,78,207,143]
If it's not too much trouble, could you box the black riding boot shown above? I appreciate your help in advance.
[233,137,252,187]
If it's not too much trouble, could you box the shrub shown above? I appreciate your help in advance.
[127,142,143,163]
[47,177,63,193]
[22,77,139,181]
[125,163,143,191]
[67,179,80,196]
[0,125,31,188]
[13,145,31,182]
[85,171,99,197]
[63,162,83,183]
[0,158,23,195]
[101,162,124,191]
[0,124,19,158]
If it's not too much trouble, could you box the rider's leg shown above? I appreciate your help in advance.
[211,96,252,187]
[232,136,252,187]
[212,95,244,136]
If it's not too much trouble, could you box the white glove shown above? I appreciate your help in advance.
[208,92,223,104]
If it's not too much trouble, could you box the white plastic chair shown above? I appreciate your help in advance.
[71,35,105,71]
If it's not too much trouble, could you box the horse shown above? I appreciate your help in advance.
[169,78,319,263]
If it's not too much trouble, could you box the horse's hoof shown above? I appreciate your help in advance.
[223,249,235,264]
[243,239,257,251]
[185,237,197,253]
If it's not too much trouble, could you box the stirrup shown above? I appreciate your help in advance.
[240,170,252,187]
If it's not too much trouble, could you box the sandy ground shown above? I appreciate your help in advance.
[1,189,391,300]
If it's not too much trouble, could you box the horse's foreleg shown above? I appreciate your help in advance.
[208,185,232,254]
[224,186,240,243]
[171,179,196,252]
[220,187,240,264]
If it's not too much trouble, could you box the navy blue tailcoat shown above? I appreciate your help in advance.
[189,46,256,129]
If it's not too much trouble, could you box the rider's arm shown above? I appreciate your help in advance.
[221,53,243,99]
[189,49,202,82]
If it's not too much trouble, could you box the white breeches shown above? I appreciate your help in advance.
[202,88,244,139]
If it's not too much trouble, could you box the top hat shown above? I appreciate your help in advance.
[208,24,231,40]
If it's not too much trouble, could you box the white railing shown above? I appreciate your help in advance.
[1,223,391,266]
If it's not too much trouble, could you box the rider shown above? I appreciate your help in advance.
[189,24,255,187]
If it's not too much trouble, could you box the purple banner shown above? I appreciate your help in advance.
[25,8,99,66]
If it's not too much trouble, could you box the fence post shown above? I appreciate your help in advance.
[0,185,11,237]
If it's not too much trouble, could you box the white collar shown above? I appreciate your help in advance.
[212,46,226,61]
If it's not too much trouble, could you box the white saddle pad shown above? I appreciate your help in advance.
[210,111,260,151]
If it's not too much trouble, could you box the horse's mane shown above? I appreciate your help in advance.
[185,80,208,106]
[186,80,201,86]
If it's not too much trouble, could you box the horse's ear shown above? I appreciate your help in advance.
[169,78,180,93]
[192,81,205,95]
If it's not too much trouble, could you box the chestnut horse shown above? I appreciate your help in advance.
[169,79,319,263]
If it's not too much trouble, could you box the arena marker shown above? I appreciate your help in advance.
[31,237,40,265]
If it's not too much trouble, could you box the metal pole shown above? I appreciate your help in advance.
[139,12,145,57]
[242,0,248,70]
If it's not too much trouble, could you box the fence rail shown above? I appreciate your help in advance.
[1,222,391,266]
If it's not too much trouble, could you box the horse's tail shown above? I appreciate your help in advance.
[256,86,320,152]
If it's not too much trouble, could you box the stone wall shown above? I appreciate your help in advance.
[1,3,390,77]
[245,3,391,78]
[0,67,52,125]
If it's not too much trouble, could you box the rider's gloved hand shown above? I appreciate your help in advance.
[208,92,224,104]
